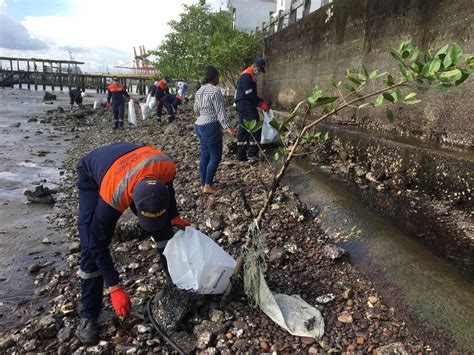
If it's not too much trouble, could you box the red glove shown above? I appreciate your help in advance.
[171,216,190,229]
[109,286,130,317]
[260,101,270,112]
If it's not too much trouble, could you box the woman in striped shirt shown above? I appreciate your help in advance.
[194,66,235,194]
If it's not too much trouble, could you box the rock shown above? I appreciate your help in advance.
[368,296,379,304]
[148,263,161,274]
[315,293,336,304]
[0,336,14,350]
[69,241,80,253]
[268,247,284,263]
[42,237,51,244]
[38,314,56,327]
[57,327,73,343]
[43,92,57,101]
[271,203,281,210]
[193,320,225,349]
[27,263,42,274]
[366,172,381,184]
[301,336,316,345]
[260,340,270,351]
[137,324,152,334]
[210,231,222,241]
[115,343,137,353]
[23,339,37,351]
[28,117,38,122]
[322,244,347,260]
[308,345,319,354]
[209,309,225,323]
[206,215,223,231]
[342,288,352,299]
[9,122,21,128]
[138,240,153,251]
[356,337,365,345]
[337,311,353,323]
[374,342,408,355]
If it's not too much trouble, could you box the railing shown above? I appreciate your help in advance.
[255,0,331,36]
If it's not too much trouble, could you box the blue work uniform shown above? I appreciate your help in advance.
[153,80,170,122]
[235,67,263,160]
[107,83,130,128]
[76,142,178,319]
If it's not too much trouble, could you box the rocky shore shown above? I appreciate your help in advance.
[0,101,458,353]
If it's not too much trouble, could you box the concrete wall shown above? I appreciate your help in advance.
[261,0,474,147]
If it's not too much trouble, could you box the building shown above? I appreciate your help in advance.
[228,0,277,33]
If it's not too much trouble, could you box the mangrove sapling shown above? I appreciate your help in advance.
[225,41,474,299]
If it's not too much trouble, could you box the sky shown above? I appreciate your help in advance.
[0,0,226,72]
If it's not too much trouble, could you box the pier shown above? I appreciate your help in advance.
[0,56,153,94]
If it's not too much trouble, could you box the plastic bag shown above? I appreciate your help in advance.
[163,227,236,294]
[128,100,137,126]
[148,96,156,110]
[93,100,98,109]
[260,109,279,145]
[140,103,150,120]
[145,93,152,105]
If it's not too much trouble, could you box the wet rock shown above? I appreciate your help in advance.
[193,320,225,349]
[23,339,38,351]
[260,340,270,351]
[42,237,51,244]
[268,247,284,262]
[137,324,152,334]
[0,336,14,350]
[43,92,57,101]
[115,343,137,353]
[322,244,347,260]
[209,309,225,323]
[69,241,80,253]
[206,215,224,231]
[374,342,408,355]
[301,336,316,345]
[28,117,38,122]
[9,122,21,128]
[138,240,153,251]
[28,263,42,274]
[57,327,73,343]
[24,185,55,204]
[368,296,379,305]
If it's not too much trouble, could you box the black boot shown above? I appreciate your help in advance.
[76,318,99,346]
[167,115,175,124]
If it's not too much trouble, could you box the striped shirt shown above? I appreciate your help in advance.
[194,83,230,129]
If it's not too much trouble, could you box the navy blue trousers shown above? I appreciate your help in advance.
[195,121,223,186]
[112,103,125,128]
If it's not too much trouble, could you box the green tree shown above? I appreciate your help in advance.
[151,1,261,87]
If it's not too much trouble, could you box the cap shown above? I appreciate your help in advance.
[164,76,171,83]
[112,77,120,82]
[255,58,266,73]
[133,178,170,233]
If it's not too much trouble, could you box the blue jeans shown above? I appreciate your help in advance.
[195,121,223,186]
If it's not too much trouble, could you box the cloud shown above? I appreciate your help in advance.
[0,12,49,50]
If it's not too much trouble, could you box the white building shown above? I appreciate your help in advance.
[228,0,277,33]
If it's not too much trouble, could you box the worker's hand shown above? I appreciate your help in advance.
[106,102,112,110]
[224,127,236,137]
[109,285,131,317]
[260,101,270,112]
[171,216,190,229]
[156,99,161,106]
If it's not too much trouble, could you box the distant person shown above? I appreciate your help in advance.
[194,66,235,194]
[161,93,189,123]
[235,58,270,162]
[151,76,171,124]
[175,79,188,97]
[69,87,84,111]
[106,78,130,129]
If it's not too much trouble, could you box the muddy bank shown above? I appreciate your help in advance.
[0,100,464,353]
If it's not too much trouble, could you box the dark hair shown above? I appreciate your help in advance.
[203,66,219,84]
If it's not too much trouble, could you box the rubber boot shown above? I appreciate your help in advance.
[167,115,175,124]
[76,318,99,346]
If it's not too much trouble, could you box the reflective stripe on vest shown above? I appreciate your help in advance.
[108,83,124,92]
[78,269,101,279]
[100,147,176,212]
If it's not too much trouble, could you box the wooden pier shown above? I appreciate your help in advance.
[0,56,153,94]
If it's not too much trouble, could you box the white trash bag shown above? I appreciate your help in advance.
[145,93,152,105]
[93,100,99,109]
[140,103,150,120]
[163,227,236,294]
[148,96,156,110]
[128,99,137,126]
[261,109,280,145]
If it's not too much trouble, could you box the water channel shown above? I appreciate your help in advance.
[286,160,474,350]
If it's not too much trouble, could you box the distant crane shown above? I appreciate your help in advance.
[114,46,156,74]
[67,50,82,74]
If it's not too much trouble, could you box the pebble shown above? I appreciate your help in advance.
[209,309,225,323]
[268,247,284,262]
[69,241,80,253]
[337,311,353,323]
[41,237,51,244]
[301,336,316,345]
[260,340,270,351]
[315,293,336,304]
[57,327,73,343]
[368,296,379,304]
[23,339,37,351]
[27,263,42,274]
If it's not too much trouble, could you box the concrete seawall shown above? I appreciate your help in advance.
[261,0,474,147]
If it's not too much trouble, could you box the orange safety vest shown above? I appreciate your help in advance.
[107,83,124,92]
[241,67,257,82]
[156,80,167,89]
[99,146,176,212]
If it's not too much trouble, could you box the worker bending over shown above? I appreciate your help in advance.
[75,142,190,345]
[151,76,171,124]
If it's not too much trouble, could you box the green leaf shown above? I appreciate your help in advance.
[386,74,395,86]
[331,78,342,88]
[374,94,384,107]
[409,47,420,63]
[269,119,280,130]
[455,70,470,86]
[404,99,422,105]
[274,152,280,161]
[435,44,449,58]
[315,96,338,107]
[290,100,305,116]
[404,92,417,100]
[314,132,322,138]
[362,65,369,79]
[467,55,474,68]
[448,43,463,66]
[323,131,329,141]
[429,58,442,75]
[439,69,462,81]
[383,92,395,103]
[358,103,371,108]
[394,88,402,102]
[386,108,394,122]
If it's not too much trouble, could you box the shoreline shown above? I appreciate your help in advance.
[0,95,466,353]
